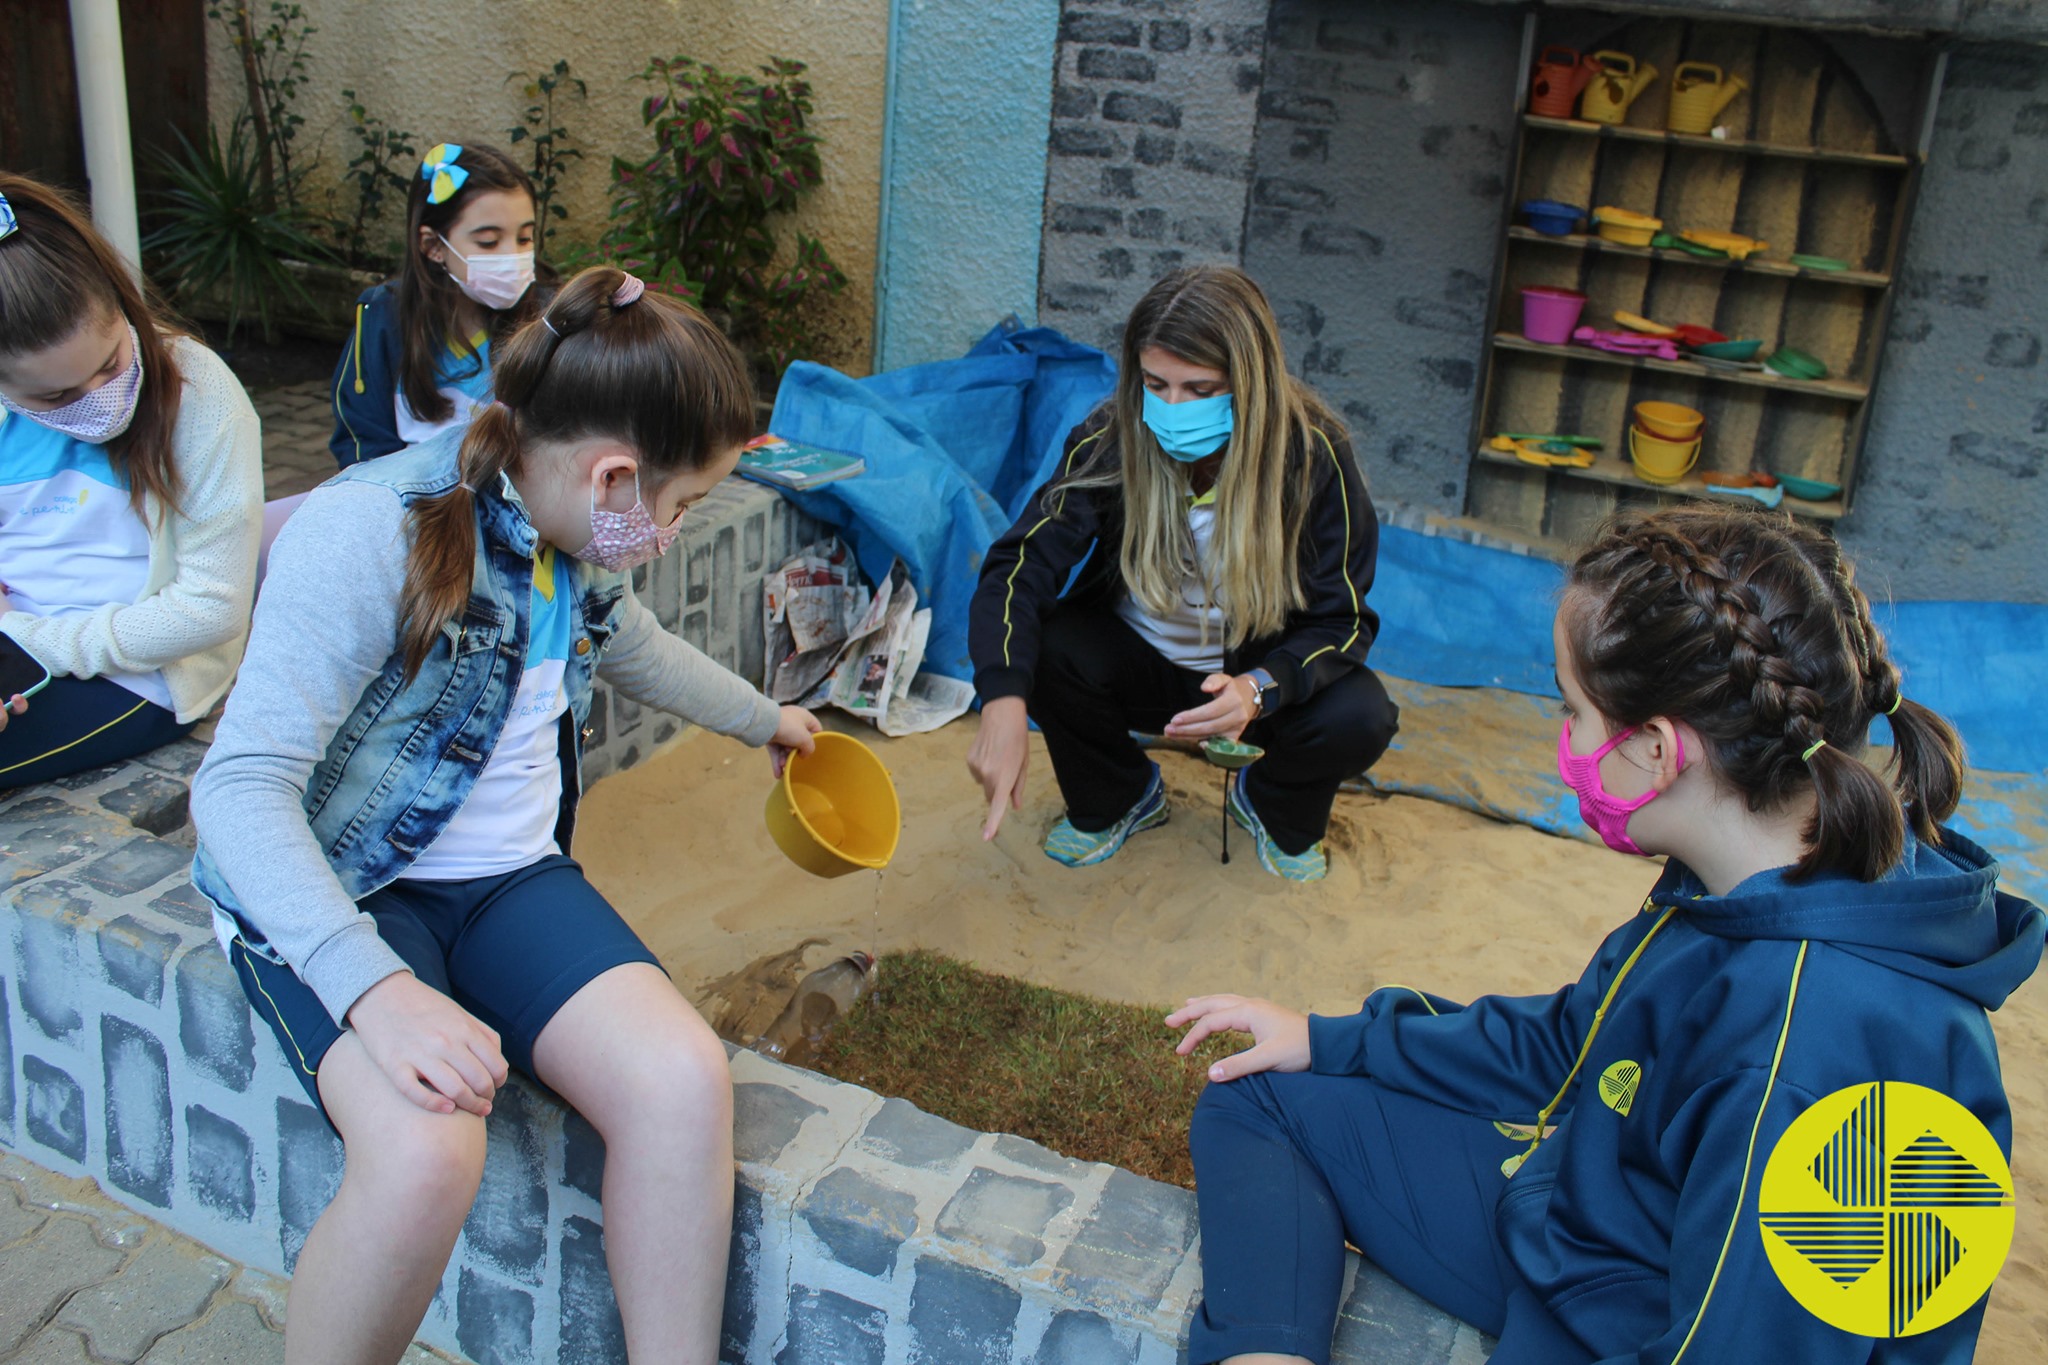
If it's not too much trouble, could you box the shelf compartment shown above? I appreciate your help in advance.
[1522,114,1912,169]
[1474,447,1845,520]
[1505,227,1890,288]
[1490,333,1869,402]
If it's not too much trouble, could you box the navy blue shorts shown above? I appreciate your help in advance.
[228,853,663,1120]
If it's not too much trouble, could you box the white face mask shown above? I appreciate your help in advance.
[437,235,535,311]
[0,323,145,445]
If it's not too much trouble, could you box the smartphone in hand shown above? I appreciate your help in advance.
[0,635,52,702]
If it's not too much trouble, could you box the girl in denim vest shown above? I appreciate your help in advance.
[194,266,817,1364]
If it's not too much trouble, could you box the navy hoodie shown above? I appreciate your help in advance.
[1309,830,2043,1362]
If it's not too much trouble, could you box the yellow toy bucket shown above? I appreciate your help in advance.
[1629,426,1703,485]
[764,732,902,877]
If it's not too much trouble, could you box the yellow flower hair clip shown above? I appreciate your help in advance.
[421,144,469,205]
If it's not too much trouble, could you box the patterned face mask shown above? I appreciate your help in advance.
[573,470,683,572]
[1,324,145,444]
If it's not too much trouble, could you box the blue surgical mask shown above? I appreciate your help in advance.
[1142,388,1234,461]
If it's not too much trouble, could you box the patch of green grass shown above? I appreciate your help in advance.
[807,950,1234,1187]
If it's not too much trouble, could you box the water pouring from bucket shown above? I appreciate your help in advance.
[764,731,902,877]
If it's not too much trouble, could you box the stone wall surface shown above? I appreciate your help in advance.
[1244,0,1523,514]
[1038,0,1274,355]
[0,478,1486,1362]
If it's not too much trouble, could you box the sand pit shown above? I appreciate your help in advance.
[577,718,2047,1362]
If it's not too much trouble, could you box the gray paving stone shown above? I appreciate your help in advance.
[798,1165,919,1278]
[561,1108,605,1201]
[993,1132,1092,1180]
[176,947,255,1092]
[134,740,208,781]
[0,797,131,885]
[1055,1169,1197,1315]
[276,1098,343,1273]
[23,1055,88,1163]
[937,1167,1074,1268]
[1031,1308,1138,1364]
[0,1216,127,1354]
[558,1214,624,1361]
[0,1179,50,1249]
[734,1080,824,1165]
[185,1106,255,1222]
[463,1081,548,1284]
[145,881,214,931]
[908,1255,1022,1364]
[721,1181,764,1364]
[101,1016,174,1207]
[77,836,192,898]
[775,1285,887,1365]
[1,975,15,1135]
[99,914,179,1005]
[7,1327,95,1364]
[56,1235,231,1361]
[97,773,191,838]
[856,1096,977,1172]
[228,1265,290,1331]
[138,1298,283,1363]
[13,879,93,1039]
[456,1265,536,1364]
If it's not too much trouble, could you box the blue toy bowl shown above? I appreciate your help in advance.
[1521,199,1586,236]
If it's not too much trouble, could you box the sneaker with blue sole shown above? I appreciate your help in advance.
[1227,770,1329,882]
[1043,763,1170,867]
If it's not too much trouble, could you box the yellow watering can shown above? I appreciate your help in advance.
[1579,52,1658,125]
[1668,62,1748,135]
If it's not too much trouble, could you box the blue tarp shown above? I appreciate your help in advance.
[764,323,2045,774]
[764,320,1116,682]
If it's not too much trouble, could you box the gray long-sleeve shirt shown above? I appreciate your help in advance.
[190,479,780,1023]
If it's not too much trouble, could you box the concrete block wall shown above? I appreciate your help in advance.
[0,476,1488,1360]
[1038,0,1272,353]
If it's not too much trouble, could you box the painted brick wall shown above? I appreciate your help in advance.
[1038,0,1272,354]
[1244,0,1522,514]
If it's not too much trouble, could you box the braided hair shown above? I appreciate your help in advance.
[1565,505,1964,882]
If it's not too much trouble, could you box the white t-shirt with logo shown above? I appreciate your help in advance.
[0,410,173,709]
[1116,502,1226,673]
[404,544,574,880]
[394,333,494,447]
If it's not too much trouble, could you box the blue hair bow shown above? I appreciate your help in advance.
[0,190,17,242]
[421,144,469,204]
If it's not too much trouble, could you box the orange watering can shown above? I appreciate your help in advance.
[1580,52,1658,124]
[1668,63,1748,134]
[1528,46,1598,118]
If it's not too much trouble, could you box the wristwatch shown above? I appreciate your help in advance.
[1243,667,1281,718]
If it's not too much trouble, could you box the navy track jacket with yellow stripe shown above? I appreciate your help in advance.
[1311,830,2044,1363]
[968,411,1380,707]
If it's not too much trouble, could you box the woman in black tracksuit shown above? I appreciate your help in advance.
[966,266,1398,882]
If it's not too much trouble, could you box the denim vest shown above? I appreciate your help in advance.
[192,431,626,943]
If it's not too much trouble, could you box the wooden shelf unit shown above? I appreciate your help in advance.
[1464,11,1942,550]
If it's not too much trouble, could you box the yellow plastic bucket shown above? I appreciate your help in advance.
[764,732,902,877]
[1629,426,1702,485]
[1592,206,1662,247]
[1633,401,1704,440]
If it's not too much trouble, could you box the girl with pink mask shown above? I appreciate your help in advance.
[1169,506,2041,1365]
[329,142,555,466]
[193,266,818,1363]
[0,173,262,784]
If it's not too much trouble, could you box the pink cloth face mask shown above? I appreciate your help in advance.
[573,472,682,573]
[1555,718,1684,856]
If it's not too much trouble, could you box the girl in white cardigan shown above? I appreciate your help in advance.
[0,173,263,784]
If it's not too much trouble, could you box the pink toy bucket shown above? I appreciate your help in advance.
[1521,286,1587,344]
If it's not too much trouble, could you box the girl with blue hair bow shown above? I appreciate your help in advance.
[329,142,555,466]
[966,266,1399,881]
